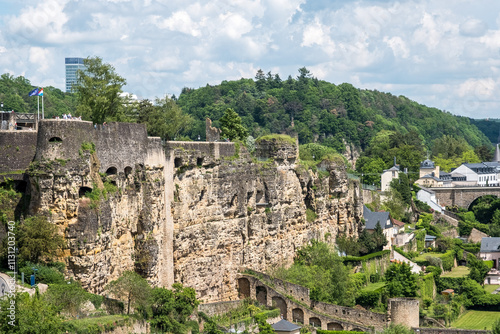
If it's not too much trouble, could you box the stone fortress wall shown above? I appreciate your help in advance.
[0,120,363,303]
[0,130,37,181]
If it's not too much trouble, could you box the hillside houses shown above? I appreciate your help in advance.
[363,205,414,250]
[414,154,500,189]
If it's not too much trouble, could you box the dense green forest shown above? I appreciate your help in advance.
[1,67,495,181]
[470,118,500,145]
[0,74,77,118]
[176,68,491,151]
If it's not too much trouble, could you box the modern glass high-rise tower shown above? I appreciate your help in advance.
[65,57,85,93]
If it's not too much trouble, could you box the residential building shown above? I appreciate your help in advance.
[415,159,452,188]
[424,235,436,248]
[419,159,440,178]
[363,205,395,249]
[271,319,301,334]
[416,188,444,213]
[480,237,500,270]
[65,57,85,93]
[480,237,500,285]
[452,162,499,187]
[381,165,400,192]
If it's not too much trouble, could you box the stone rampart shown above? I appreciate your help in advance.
[166,141,236,163]
[247,271,311,304]
[238,273,376,331]
[198,300,243,317]
[35,120,150,175]
[0,131,37,180]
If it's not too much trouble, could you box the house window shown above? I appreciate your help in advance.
[392,171,395,178]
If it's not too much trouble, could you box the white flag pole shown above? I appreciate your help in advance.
[42,93,44,119]
[37,94,40,120]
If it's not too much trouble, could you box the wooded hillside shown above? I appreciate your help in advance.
[177,68,491,153]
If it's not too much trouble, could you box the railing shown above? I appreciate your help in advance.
[362,183,377,191]
[15,113,36,122]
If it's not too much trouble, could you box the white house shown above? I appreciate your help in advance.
[381,165,400,192]
[452,162,499,187]
[480,237,500,285]
[363,205,394,249]
[416,188,444,213]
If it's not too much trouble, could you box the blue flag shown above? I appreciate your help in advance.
[29,88,39,96]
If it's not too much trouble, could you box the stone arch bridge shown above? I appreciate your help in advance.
[430,186,500,209]
[236,272,418,331]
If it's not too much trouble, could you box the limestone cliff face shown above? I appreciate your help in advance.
[26,120,170,293]
[171,139,363,303]
[16,121,362,301]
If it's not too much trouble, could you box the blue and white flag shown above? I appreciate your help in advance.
[28,88,39,96]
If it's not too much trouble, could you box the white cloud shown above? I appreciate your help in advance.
[459,19,488,37]
[218,12,253,39]
[457,78,496,99]
[1,0,500,118]
[383,36,409,59]
[153,11,201,37]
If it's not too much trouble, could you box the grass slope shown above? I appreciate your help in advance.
[441,266,470,278]
[453,310,500,330]
[484,285,500,294]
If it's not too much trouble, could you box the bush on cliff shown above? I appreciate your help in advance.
[17,215,65,264]
[274,240,354,306]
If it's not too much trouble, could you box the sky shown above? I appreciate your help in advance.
[1,0,500,119]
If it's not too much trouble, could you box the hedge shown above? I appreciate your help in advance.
[355,290,381,309]
[414,250,455,271]
[420,273,435,300]
[470,293,500,311]
[343,250,391,264]
[435,276,466,293]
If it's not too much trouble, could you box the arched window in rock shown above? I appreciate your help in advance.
[106,167,117,175]
[49,137,63,143]
[79,186,93,198]
[237,278,250,299]
[124,166,132,176]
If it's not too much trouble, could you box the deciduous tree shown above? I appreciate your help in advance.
[106,271,150,314]
[17,215,65,263]
[75,56,126,124]
[384,262,418,297]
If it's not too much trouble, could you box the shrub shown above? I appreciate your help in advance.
[356,290,381,308]
[19,262,64,285]
[306,208,317,222]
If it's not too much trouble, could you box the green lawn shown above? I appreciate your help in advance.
[453,310,500,330]
[361,282,386,292]
[484,285,500,294]
[441,266,470,278]
[62,315,132,333]
[413,252,449,262]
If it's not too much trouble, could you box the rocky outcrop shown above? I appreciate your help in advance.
[27,150,167,293]
[171,138,363,303]
[6,120,362,302]
[25,120,171,293]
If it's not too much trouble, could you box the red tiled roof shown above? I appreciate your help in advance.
[392,219,405,227]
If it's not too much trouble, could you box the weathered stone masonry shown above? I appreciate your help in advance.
[0,121,363,302]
